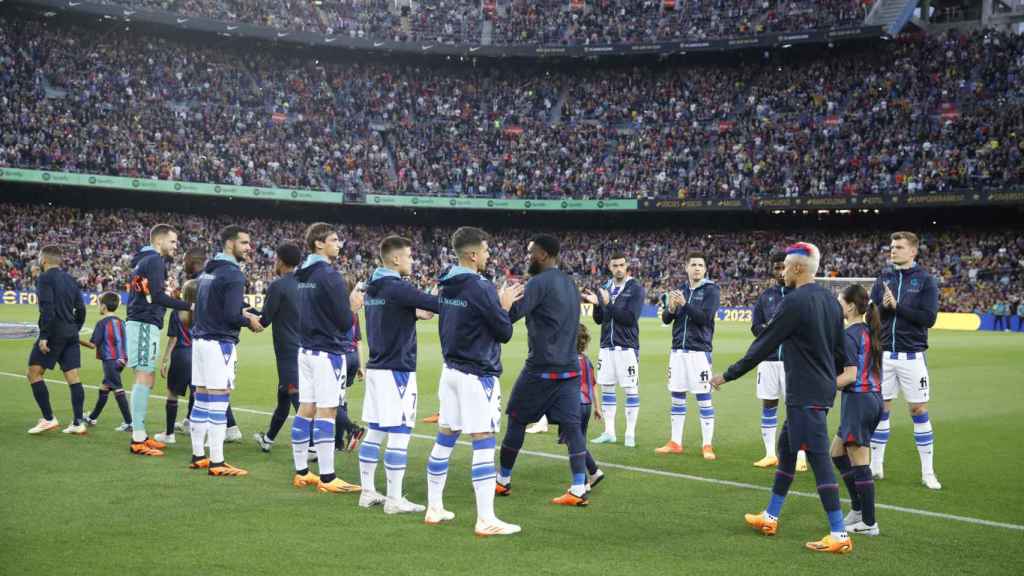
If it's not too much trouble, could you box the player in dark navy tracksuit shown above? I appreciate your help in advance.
[832,284,884,537]
[713,242,855,555]
[26,245,88,435]
[253,243,303,452]
[496,235,591,507]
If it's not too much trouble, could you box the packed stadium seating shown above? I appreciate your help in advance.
[98,0,870,45]
[1,203,1020,314]
[2,16,1021,200]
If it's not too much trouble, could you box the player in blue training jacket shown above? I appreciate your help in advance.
[125,224,191,457]
[358,235,440,514]
[656,252,720,460]
[868,231,941,490]
[290,223,363,494]
[581,252,645,447]
[189,225,263,476]
[424,226,524,536]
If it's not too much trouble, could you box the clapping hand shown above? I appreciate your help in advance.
[244,310,264,333]
[500,283,525,311]
[580,288,599,305]
[882,283,897,310]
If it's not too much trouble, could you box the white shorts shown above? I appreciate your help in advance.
[362,368,418,429]
[438,366,502,435]
[667,350,712,394]
[191,339,237,391]
[756,361,787,400]
[597,347,639,388]
[298,348,347,408]
[882,353,930,403]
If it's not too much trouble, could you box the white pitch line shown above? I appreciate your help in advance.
[3,370,1021,532]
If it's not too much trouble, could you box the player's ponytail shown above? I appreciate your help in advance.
[865,302,883,378]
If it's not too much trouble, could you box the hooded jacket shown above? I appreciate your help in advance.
[127,246,190,328]
[438,266,513,377]
[870,264,938,353]
[193,254,248,343]
[295,256,353,355]
[364,267,440,372]
[661,278,720,352]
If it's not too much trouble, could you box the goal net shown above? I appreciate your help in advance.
[815,277,876,298]
[0,323,39,340]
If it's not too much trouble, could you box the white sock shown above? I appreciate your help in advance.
[472,437,497,522]
[314,418,336,479]
[697,393,715,446]
[427,432,458,509]
[190,395,209,458]
[207,392,229,463]
[670,393,686,445]
[384,431,411,500]
[761,406,778,458]
[291,415,312,472]
[870,410,891,471]
[624,387,639,439]
[358,427,385,492]
[600,384,617,436]
[208,422,226,463]
[913,411,935,476]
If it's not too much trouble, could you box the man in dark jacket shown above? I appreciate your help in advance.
[125,224,191,456]
[581,253,645,447]
[26,245,87,435]
[189,225,263,476]
[290,223,362,494]
[425,226,524,535]
[868,231,941,490]
[712,242,854,555]
[358,235,439,514]
[497,235,590,508]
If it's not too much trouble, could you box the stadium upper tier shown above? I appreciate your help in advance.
[0,203,1020,314]
[0,16,1021,201]
[94,0,870,46]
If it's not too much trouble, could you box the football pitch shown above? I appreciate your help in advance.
[1,305,1021,575]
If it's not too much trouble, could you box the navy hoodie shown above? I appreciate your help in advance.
[592,277,644,350]
[660,279,720,352]
[751,284,787,362]
[295,256,353,355]
[193,254,248,344]
[509,267,580,376]
[127,246,190,328]
[724,283,846,408]
[364,267,440,372]
[870,264,938,353]
[259,272,300,359]
[36,267,86,341]
[438,266,513,377]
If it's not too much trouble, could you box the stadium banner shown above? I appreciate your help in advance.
[13,0,885,58]
[366,195,638,211]
[4,291,278,313]
[0,167,341,205]
[640,190,1024,211]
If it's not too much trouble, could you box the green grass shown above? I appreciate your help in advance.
[1,304,1022,575]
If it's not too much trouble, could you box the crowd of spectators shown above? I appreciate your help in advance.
[100,0,870,45]
[1,203,1020,316]
[1,16,1022,200]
